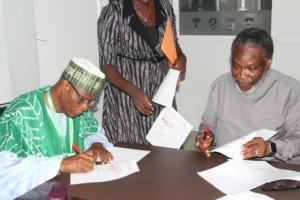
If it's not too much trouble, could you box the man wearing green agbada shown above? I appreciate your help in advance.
[0,57,113,200]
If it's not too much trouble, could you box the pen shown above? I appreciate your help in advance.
[72,143,81,154]
[203,125,210,141]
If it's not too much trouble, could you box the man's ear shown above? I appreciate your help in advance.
[265,57,272,70]
[60,78,70,93]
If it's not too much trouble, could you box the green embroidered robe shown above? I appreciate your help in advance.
[0,86,98,157]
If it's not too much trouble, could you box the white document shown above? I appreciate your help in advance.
[71,159,139,185]
[146,106,192,149]
[109,147,150,162]
[152,69,180,106]
[198,159,300,195]
[211,129,277,159]
[70,147,150,185]
[228,159,300,184]
[217,191,274,200]
[198,161,258,195]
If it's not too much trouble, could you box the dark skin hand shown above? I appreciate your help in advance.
[128,86,153,115]
[59,153,94,173]
[241,137,271,159]
[173,50,187,73]
[102,65,153,116]
[195,131,214,157]
[85,142,114,165]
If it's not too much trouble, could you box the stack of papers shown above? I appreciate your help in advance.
[71,159,139,185]
[70,147,150,185]
[198,159,300,195]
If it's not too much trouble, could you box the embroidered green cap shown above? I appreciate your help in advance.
[62,57,105,96]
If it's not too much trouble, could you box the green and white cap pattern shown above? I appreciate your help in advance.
[62,57,105,96]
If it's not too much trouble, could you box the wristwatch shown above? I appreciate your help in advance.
[269,142,277,155]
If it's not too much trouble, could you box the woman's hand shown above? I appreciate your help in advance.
[173,53,186,73]
[128,86,153,115]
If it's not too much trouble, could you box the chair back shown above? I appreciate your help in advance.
[0,103,9,116]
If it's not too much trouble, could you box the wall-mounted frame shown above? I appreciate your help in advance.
[179,0,272,35]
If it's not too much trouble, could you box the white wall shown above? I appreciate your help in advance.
[177,37,234,129]
[271,0,300,75]
[33,0,100,86]
[0,0,12,104]
[32,0,103,122]
[0,0,40,103]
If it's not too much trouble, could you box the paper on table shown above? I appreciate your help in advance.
[152,69,180,107]
[198,159,300,195]
[211,129,277,159]
[70,147,150,185]
[146,106,192,149]
[71,159,139,185]
[198,161,258,195]
[217,191,274,200]
[109,147,150,162]
[228,159,300,184]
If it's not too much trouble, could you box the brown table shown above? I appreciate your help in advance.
[53,142,300,200]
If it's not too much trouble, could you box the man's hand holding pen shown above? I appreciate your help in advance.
[195,125,215,157]
[59,153,94,173]
[60,143,114,173]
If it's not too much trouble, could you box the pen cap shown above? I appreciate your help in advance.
[48,182,67,200]
[204,125,209,133]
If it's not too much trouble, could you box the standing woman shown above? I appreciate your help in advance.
[97,0,186,144]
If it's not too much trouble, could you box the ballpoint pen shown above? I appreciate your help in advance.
[203,125,210,141]
[72,143,81,154]
[196,125,210,147]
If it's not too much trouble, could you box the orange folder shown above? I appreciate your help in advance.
[161,17,180,85]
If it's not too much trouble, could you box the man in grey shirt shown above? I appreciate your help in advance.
[196,28,300,163]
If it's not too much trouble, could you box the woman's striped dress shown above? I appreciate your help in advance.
[97,0,180,144]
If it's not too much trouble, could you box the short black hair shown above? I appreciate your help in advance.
[231,28,274,62]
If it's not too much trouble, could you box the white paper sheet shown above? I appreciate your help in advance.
[70,147,150,185]
[71,159,139,185]
[146,106,192,149]
[198,161,258,195]
[217,191,274,200]
[228,159,300,184]
[211,129,277,159]
[152,69,180,106]
[109,147,150,163]
[198,159,300,195]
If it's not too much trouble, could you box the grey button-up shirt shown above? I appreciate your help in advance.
[200,69,300,162]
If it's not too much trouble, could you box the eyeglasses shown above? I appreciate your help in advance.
[69,83,92,105]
